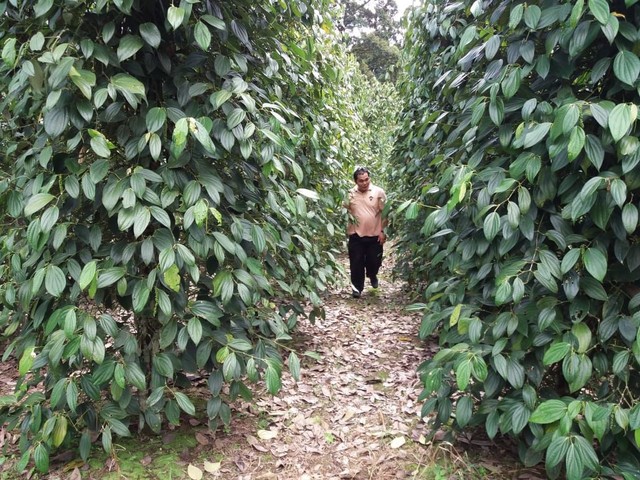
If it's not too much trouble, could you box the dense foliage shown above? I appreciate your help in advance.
[391,0,640,478]
[0,0,381,473]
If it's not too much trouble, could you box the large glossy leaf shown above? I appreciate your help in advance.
[583,248,607,282]
[613,50,640,86]
[139,23,161,48]
[117,35,143,62]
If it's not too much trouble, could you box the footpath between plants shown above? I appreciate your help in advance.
[1,257,544,479]
[166,258,539,480]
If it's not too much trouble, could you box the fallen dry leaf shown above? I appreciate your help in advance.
[187,464,203,480]
[195,432,209,445]
[68,468,82,480]
[390,436,406,449]
[246,435,269,452]
[257,429,278,440]
[204,460,221,473]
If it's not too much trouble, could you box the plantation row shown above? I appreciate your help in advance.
[390,0,640,479]
[0,0,399,474]
[3,0,640,479]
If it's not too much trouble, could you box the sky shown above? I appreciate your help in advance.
[395,0,416,15]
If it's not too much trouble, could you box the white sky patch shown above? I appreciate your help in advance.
[395,0,416,15]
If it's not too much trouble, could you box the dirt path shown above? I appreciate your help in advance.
[1,256,536,479]
[197,258,436,479]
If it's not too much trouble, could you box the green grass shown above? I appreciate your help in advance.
[0,426,224,480]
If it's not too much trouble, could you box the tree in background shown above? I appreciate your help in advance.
[0,0,372,474]
[391,0,640,478]
[339,0,402,83]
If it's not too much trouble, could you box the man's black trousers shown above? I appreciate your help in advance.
[348,234,383,292]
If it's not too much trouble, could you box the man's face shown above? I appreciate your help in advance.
[355,172,370,192]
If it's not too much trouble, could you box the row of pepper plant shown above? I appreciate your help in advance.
[0,0,389,474]
[390,0,640,479]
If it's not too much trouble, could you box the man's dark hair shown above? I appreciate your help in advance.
[353,166,370,182]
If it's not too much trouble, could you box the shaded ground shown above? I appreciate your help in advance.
[0,255,546,479]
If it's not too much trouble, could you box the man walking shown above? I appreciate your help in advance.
[345,167,387,298]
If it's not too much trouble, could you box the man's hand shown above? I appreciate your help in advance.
[378,232,387,245]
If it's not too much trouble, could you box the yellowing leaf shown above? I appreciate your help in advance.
[390,436,406,449]
[163,264,181,292]
[257,429,278,440]
[187,464,203,480]
[204,461,221,473]
[450,303,462,327]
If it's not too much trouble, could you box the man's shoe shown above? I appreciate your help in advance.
[370,276,379,289]
[351,289,361,298]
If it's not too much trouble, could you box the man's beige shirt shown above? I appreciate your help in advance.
[346,184,387,236]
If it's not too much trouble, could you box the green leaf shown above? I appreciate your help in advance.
[213,231,237,254]
[456,395,474,428]
[288,351,301,381]
[34,0,54,17]
[69,67,96,99]
[610,178,627,208]
[174,392,196,415]
[546,436,570,470]
[45,265,66,297]
[265,364,282,394]
[210,90,233,110]
[90,135,111,158]
[509,3,524,28]
[19,346,35,376]
[585,134,604,170]
[227,108,246,129]
[33,443,49,473]
[97,267,126,288]
[124,361,146,390]
[117,35,143,62]
[456,359,471,390]
[570,0,585,27]
[25,193,55,216]
[111,73,145,96]
[530,399,567,424]
[168,6,185,30]
[483,211,500,241]
[610,104,633,142]
[622,203,638,234]
[146,107,166,133]
[187,317,203,345]
[172,117,188,159]
[251,225,266,253]
[523,122,551,148]
[543,342,571,365]
[567,126,585,161]
[524,5,541,29]
[132,281,151,313]
[489,97,504,125]
[153,354,174,378]
[572,323,592,353]
[194,22,212,51]
[52,415,68,447]
[79,261,97,290]
[613,50,640,86]
[213,271,234,304]
[139,23,161,48]
[296,188,319,200]
[583,248,607,282]
[589,0,610,24]
[133,207,150,238]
